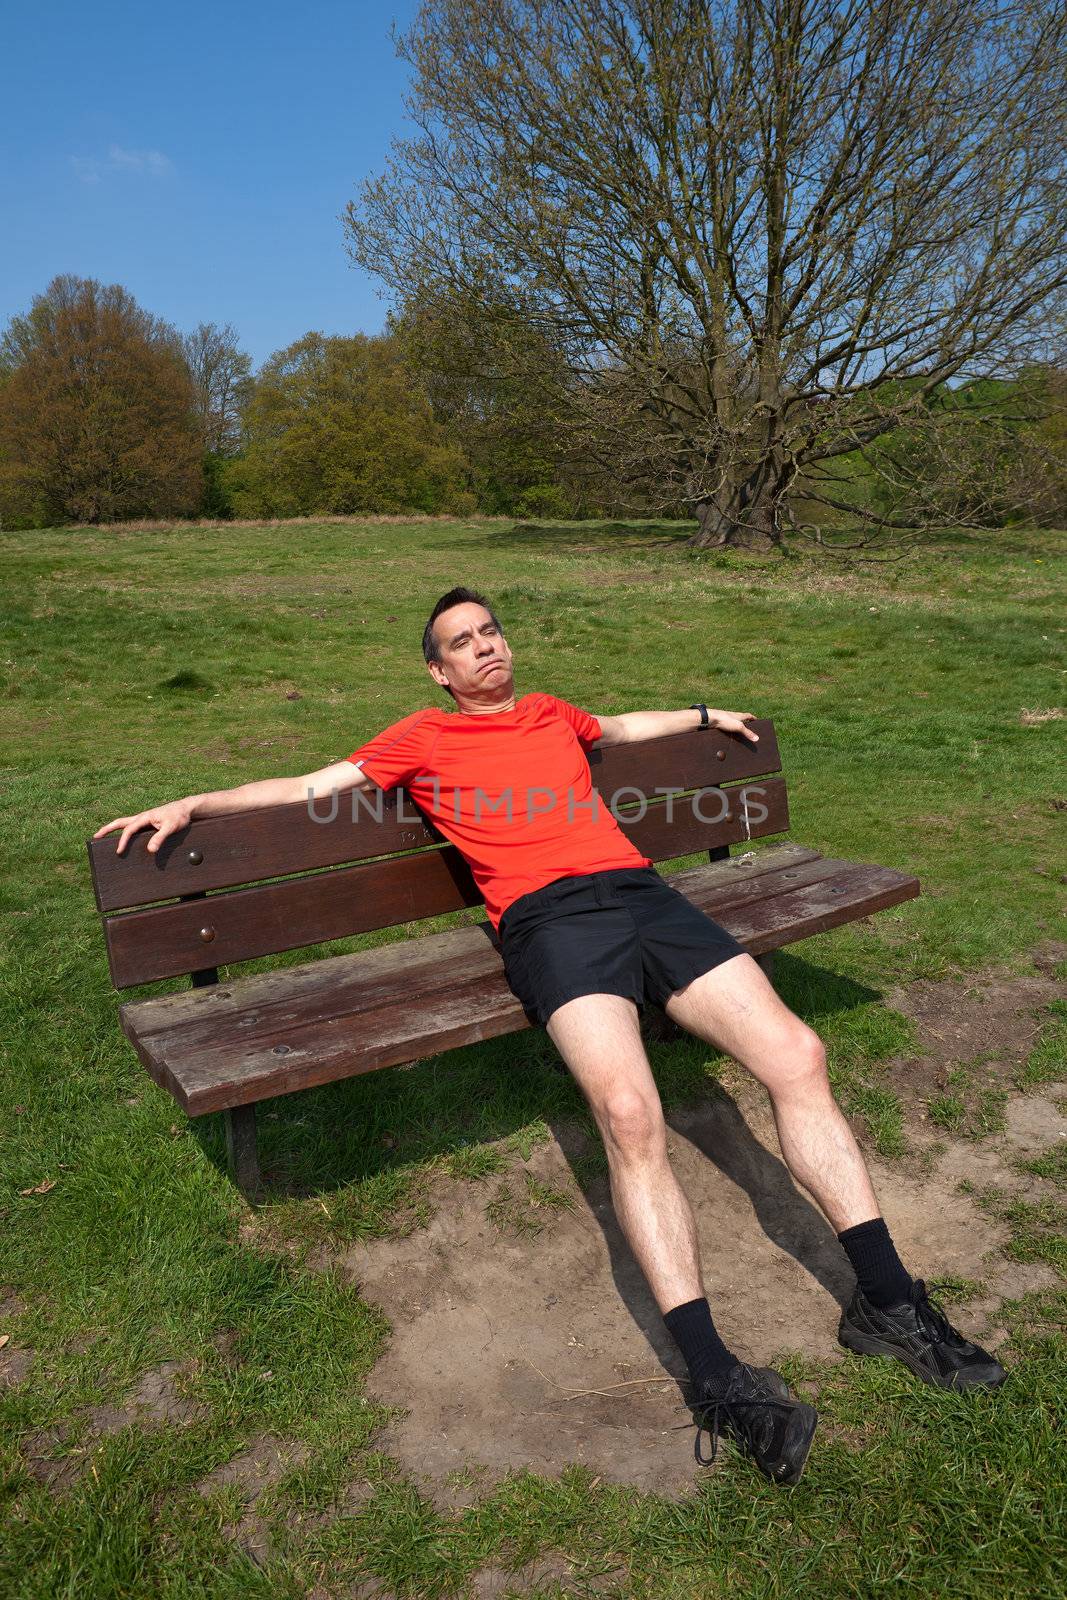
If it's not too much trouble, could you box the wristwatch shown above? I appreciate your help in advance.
[690,702,710,729]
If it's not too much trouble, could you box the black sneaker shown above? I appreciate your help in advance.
[692,1363,818,1484]
[839,1279,1007,1390]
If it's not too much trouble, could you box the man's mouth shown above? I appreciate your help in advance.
[478,659,506,673]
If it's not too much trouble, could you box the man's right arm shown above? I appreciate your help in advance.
[93,758,375,856]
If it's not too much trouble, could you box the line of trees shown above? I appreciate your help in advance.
[1,268,1064,535]
[4,5,1067,542]
[0,275,587,529]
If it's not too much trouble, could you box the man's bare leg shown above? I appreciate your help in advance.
[661,950,1006,1393]
[546,988,819,1482]
[545,966,883,1302]
[663,953,880,1232]
[546,991,703,1312]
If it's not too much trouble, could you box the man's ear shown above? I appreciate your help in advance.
[427,659,449,690]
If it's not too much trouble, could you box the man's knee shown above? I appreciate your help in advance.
[599,1087,666,1161]
[771,1021,829,1094]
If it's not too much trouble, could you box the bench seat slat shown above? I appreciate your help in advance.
[121,853,919,1116]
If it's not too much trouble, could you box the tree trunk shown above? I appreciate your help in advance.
[691,493,734,548]
[688,474,786,551]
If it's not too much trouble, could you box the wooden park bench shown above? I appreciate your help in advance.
[87,719,919,1201]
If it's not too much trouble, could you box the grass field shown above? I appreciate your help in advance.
[1,516,1065,1598]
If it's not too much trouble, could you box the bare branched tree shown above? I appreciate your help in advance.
[182,322,253,456]
[345,0,1067,548]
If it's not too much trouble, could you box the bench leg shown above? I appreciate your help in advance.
[224,1105,263,1203]
[757,951,775,986]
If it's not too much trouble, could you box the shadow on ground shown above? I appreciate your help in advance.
[307,958,1065,1505]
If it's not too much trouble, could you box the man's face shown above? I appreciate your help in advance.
[427,602,514,701]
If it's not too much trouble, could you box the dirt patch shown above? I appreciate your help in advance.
[287,1475,377,1538]
[307,1581,400,1600]
[83,1360,206,1434]
[339,1088,1058,1503]
[881,959,1065,1108]
[331,969,1065,1505]
[196,1435,311,1565]
[1032,941,1067,974]
[20,1360,208,1490]
[235,734,304,753]
[189,738,237,765]
[210,1327,241,1362]
[196,1433,310,1497]
[19,1425,79,1492]
[0,1344,34,1389]
[467,1550,584,1597]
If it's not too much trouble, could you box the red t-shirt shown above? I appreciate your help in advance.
[347,692,651,929]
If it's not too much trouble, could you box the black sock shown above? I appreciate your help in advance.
[663,1296,740,1393]
[838,1217,913,1307]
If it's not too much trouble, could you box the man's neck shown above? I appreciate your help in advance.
[453,692,518,716]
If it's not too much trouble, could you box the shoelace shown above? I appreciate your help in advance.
[910,1279,957,1345]
[692,1372,790,1467]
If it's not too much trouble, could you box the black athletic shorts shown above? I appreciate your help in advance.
[497,865,746,1028]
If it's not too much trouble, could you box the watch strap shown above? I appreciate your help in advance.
[689,702,710,729]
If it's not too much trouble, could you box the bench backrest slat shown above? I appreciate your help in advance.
[102,778,789,988]
[88,722,781,912]
[89,721,790,989]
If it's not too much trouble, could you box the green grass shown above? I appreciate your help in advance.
[927,1059,1009,1140]
[1015,1003,1067,1091]
[1018,1145,1067,1189]
[1,516,1065,1598]
[963,1184,1067,1276]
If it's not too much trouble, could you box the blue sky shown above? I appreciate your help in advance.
[1,1,419,367]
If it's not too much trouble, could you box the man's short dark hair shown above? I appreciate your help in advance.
[422,587,503,695]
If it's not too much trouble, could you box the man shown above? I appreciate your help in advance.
[95,585,1004,1484]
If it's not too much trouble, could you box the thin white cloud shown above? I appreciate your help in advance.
[71,146,174,184]
[107,144,173,177]
[72,156,102,184]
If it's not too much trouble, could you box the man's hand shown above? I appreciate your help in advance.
[710,710,759,743]
[93,799,195,856]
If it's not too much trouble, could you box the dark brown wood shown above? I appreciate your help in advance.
[224,1105,262,1202]
[153,971,528,1115]
[89,789,444,913]
[714,863,919,955]
[88,720,781,911]
[101,779,791,988]
[119,854,919,1116]
[649,840,822,898]
[586,719,781,792]
[182,893,219,987]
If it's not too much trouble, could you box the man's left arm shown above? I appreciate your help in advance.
[595,708,759,746]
